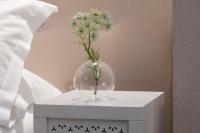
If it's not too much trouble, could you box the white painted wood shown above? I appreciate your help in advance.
[34,117,47,133]
[34,90,164,121]
[47,119,128,133]
[128,121,135,133]
[34,90,164,133]
[133,121,144,133]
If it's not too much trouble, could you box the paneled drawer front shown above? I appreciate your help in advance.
[48,118,128,133]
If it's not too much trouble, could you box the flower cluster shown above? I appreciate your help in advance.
[71,9,112,61]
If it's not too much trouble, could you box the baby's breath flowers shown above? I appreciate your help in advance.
[71,9,112,61]
[71,9,112,95]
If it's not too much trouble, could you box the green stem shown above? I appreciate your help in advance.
[81,29,101,96]
[94,79,98,95]
[83,43,93,60]
[88,28,91,50]
[92,64,101,95]
[81,37,93,60]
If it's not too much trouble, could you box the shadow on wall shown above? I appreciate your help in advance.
[25,0,172,133]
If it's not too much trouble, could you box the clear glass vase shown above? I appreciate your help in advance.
[73,60,115,102]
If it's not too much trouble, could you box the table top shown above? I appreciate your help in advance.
[36,90,164,108]
[34,90,164,121]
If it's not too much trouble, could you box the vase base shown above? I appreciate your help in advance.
[72,95,115,103]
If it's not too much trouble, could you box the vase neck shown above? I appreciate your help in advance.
[90,60,101,63]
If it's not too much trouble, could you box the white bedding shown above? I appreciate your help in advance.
[0,0,58,128]
[0,112,33,133]
[0,69,62,133]
[22,112,33,133]
[0,1,61,132]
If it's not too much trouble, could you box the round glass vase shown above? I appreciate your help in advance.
[73,60,115,102]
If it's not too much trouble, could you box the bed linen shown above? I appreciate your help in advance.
[0,0,58,128]
[20,69,62,108]
[0,69,62,133]
[0,112,33,133]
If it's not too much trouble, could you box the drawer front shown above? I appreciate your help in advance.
[48,118,128,133]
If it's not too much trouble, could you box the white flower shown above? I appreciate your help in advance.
[71,9,112,61]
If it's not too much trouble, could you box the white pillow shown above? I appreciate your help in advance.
[19,69,62,108]
[0,0,58,127]
[0,69,61,133]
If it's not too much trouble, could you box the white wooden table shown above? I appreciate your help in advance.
[34,90,164,133]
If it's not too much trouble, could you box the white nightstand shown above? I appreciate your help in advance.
[34,90,164,133]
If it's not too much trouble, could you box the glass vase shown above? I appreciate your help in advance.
[73,60,115,101]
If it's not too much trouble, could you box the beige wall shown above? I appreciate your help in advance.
[25,0,172,132]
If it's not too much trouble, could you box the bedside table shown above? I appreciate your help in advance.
[34,90,164,133]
